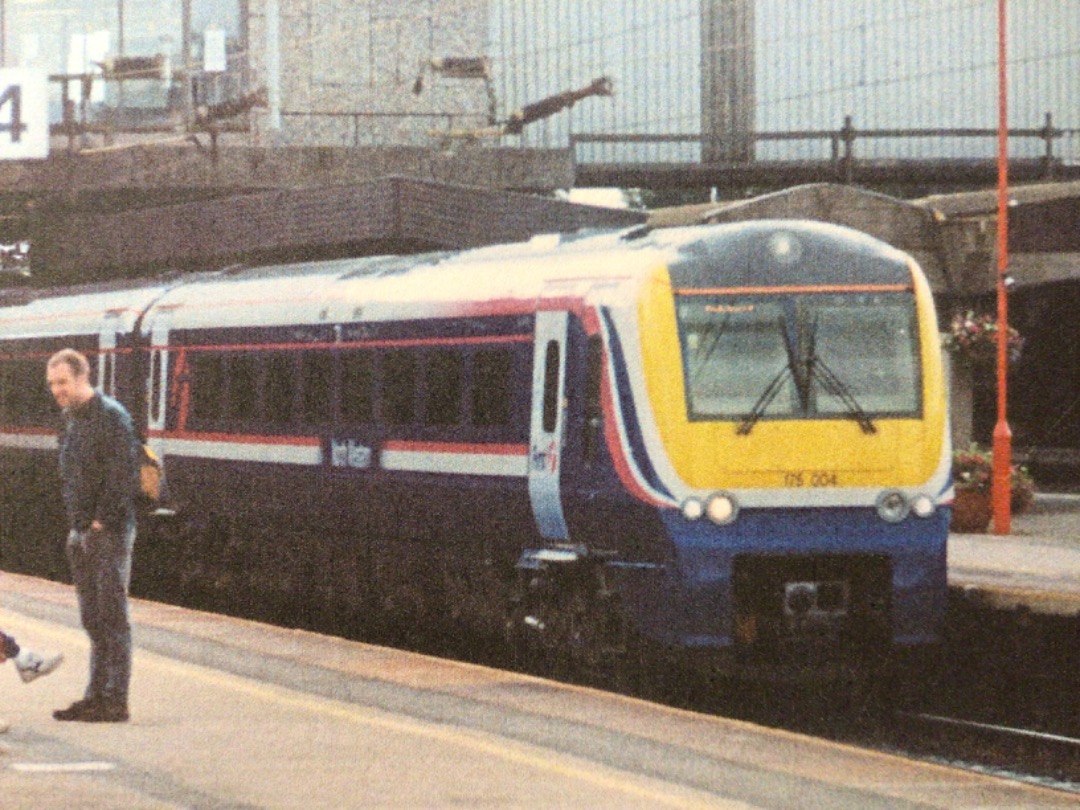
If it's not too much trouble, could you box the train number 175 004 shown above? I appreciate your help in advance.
[782,471,839,487]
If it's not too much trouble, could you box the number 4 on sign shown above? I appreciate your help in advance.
[0,84,26,143]
[0,70,49,159]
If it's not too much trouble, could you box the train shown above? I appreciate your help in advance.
[0,219,951,686]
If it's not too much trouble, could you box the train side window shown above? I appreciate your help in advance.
[227,353,259,423]
[188,352,226,422]
[341,349,373,424]
[263,351,295,425]
[300,350,333,426]
[425,349,462,426]
[584,335,604,463]
[542,340,560,433]
[1,358,54,427]
[382,349,416,425]
[472,348,511,427]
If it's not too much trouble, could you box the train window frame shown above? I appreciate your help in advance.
[676,291,923,423]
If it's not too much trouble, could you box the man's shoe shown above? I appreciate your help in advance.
[53,699,128,723]
[85,703,129,723]
[53,698,98,721]
[15,650,64,683]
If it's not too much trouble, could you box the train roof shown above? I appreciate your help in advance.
[0,220,919,341]
[138,227,669,333]
[0,277,176,340]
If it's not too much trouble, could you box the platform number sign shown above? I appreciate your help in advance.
[0,70,49,160]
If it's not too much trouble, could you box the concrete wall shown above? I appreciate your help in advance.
[247,0,493,146]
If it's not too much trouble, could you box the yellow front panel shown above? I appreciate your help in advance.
[638,263,948,491]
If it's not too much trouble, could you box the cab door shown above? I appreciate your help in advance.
[144,309,174,462]
[528,310,570,540]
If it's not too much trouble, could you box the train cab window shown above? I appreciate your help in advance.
[300,350,333,426]
[382,349,416,425]
[676,292,920,421]
[263,351,296,425]
[810,298,920,415]
[425,349,463,426]
[227,353,259,422]
[341,349,374,424]
[471,348,512,427]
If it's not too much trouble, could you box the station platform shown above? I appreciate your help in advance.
[949,492,1080,615]
[0,571,1077,809]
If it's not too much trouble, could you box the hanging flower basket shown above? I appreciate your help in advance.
[942,310,1023,365]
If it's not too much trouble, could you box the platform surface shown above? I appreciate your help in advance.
[949,492,1080,613]
[0,570,1077,809]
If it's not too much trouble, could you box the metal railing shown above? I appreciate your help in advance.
[570,114,1080,181]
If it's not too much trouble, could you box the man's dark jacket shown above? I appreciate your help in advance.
[58,392,140,533]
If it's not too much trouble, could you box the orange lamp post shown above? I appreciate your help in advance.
[991,0,1012,534]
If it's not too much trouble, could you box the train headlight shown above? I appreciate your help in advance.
[910,494,936,518]
[876,490,910,523]
[705,492,738,525]
[681,497,705,521]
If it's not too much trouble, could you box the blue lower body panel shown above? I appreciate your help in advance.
[651,506,948,660]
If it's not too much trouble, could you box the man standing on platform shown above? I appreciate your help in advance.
[46,348,139,723]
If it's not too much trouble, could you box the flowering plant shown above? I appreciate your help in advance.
[952,443,992,492]
[942,310,1023,364]
[951,443,1035,512]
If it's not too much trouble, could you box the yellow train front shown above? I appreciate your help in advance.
[570,220,951,679]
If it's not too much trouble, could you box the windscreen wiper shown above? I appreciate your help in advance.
[689,314,731,386]
[735,364,793,435]
[737,316,802,436]
[805,318,877,434]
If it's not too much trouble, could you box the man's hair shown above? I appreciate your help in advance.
[47,348,91,379]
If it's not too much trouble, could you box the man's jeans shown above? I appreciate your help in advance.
[66,521,135,706]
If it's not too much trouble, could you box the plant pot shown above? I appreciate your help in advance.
[1011,486,1035,515]
[951,488,992,533]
